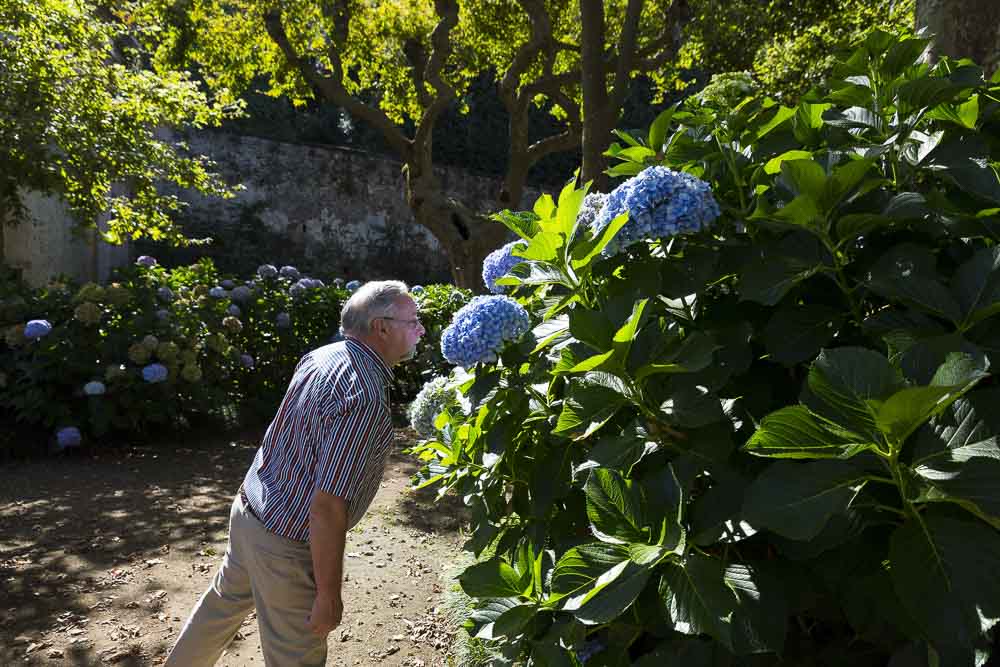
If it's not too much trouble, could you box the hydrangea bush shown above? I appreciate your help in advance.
[409,31,1000,665]
[408,375,456,438]
[0,257,467,452]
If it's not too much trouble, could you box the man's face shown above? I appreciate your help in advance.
[380,296,425,365]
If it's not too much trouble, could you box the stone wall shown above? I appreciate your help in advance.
[3,131,538,287]
[169,131,538,285]
[2,190,129,287]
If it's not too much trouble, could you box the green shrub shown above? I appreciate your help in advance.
[0,259,467,452]
[410,30,1000,665]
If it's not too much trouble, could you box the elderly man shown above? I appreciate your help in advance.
[166,280,424,666]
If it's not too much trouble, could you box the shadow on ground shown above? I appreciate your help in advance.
[0,426,463,666]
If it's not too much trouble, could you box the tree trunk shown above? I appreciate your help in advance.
[406,169,509,292]
[916,0,1000,75]
[580,0,612,191]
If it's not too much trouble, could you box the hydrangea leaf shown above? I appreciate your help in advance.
[742,460,868,541]
[890,510,1000,649]
[659,555,738,650]
[745,405,875,459]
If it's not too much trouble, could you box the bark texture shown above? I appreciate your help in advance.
[916,0,1000,75]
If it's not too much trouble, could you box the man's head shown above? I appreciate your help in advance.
[340,280,425,366]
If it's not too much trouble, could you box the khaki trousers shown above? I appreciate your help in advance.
[165,494,327,666]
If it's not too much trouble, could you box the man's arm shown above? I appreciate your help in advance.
[307,489,349,635]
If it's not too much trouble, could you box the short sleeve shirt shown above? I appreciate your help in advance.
[241,338,394,542]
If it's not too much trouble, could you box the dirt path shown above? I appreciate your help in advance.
[0,429,467,666]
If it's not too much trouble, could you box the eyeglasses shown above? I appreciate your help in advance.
[378,316,423,328]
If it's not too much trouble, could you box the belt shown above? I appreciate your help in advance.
[238,485,262,522]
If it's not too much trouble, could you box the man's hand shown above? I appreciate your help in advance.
[307,592,343,636]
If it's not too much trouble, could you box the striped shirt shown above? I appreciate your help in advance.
[241,337,395,542]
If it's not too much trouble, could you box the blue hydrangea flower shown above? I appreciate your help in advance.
[409,376,454,438]
[142,363,168,383]
[220,279,236,290]
[156,287,174,303]
[83,381,106,396]
[155,309,170,321]
[591,166,720,256]
[56,426,82,450]
[280,265,301,280]
[257,264,278,279]
[240,354,255,369]
[440,295,530,367]
[576,192,609,231]
[482,241,528,294]
[346,280,362,292]
[227,304,241,317]
[289,283,306,300]
[231,285,253,303]
[411,285,425,295]
[24,319,52,340]
[208,286,228,299]
[303,278,325,289]
[276,312,291,329]
[135,256,157,268]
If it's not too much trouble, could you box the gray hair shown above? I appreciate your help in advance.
[339,280,410,336]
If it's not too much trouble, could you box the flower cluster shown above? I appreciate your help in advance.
[135,256,157,268]
[142,363,168,383]
[346,280,362,292]
[696,71,758,108]
[83,381,106,396]
[24,320,52,340]
[208,286,228,299]
[279,265,301,280]
[73,302,102,325]
[576,192,609,231]
[156,287,174,303]
[411,285,425,295]
[482,241,527,294]
[256,264,278,279]
[440,295,530,367]
[239,354,255,369]
[590,166,720,256]
[276,312,291,329]
[408,375,455,438]
[231,285,253,303]
[55,426,82,450]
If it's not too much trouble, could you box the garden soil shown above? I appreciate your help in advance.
[0,428,467,666]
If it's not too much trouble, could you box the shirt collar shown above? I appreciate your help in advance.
[345,337,394,387]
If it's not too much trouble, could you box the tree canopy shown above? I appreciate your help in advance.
[0,0,240,246]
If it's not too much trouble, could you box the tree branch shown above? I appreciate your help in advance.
[412,0,460,159]
[262,5,413,159]
[609,0,645,111]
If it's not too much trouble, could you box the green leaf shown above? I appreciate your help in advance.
[821,158,875,210]
[641,464,686,552]
[648,107,676,151]
[752,105,795,142]
[764,150,813,175]
[924,134,1000,204]
[875,352,988,446]
[912,393,1000,466]
[659,383,725,428]
[890,510,1000,648]
[659,555,738,649]
[551,542,630,595]
[882,37,931,79]
[571,212,629,271]
[743,460,867,540]
[519,230,563,262]
[725,563,788,655]
[490,603,538,639]
[866,244,963,324]
[636,331,718,381]
[804,347,903,441]
[470,597,522,639]
[746,405,875,459]
[569,307,615,352]
[780,159,827,200]
[585,468,647,544]
[554,373,629,440]
[738,233,832,305]
[533,194,556,219]
[460,558,525,598]
[562,558,654,625]
[761,304,843,365]
[915,457,1000,525]
[952,246,1000,329]
[556,181,587,238]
